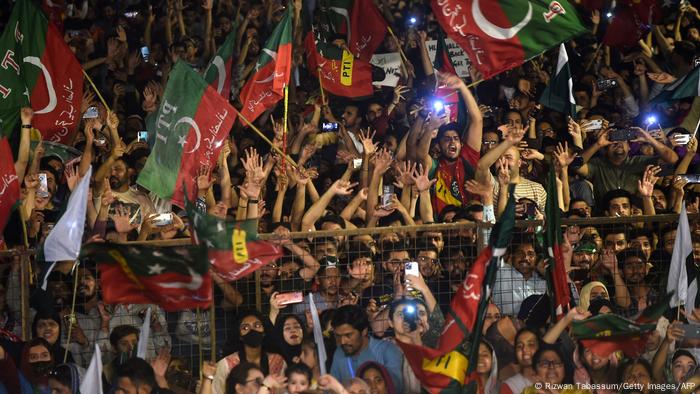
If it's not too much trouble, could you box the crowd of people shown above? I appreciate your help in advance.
[2,0,700,393]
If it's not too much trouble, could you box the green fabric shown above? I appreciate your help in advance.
[539,44,576,117]
[586,155,657,203]
[80,242,209,277]
[185,198,259,249]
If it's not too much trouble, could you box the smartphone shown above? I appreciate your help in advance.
[583,119,603,131]
[94,137,107,147]
[83,106,98,119]
[124,11,139,18]
[608,128,637,142]
[680,175,700,184]
[67,30,81,38]
[151,213,173,227]
[352,158,362,169]
[680,324,700,339]
[570,155,584,169]
[596,78,618,91]
[37,173,49,198]
[382,185,394,207]
[321,122,339,131]
[140,46,150,62]
[277,292,303,305]
[405,262,419,277]
[137,131,148,142]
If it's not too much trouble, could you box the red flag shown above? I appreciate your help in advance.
[0,138,19,235]
[394,341,472,394]
[603,5,650,48]
[545,170,570,320]
[305,32,374,98]
[349,0,387,62]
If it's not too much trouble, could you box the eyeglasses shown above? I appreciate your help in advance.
[240,322,263,332]
[245,377,263,386]
[537,360,564,369]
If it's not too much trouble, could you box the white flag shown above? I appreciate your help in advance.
[137,307,152,359]
[308,294,327,376]
[668,205,691,308]
[80,344,103,394]
[44,166,92,262]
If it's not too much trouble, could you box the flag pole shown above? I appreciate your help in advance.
[196,307,204,382]
[234,109,299,170]
[282,84,289,174]
[317,68,327,106]
[209,287,216,362]
[81,69,111,112]
[386,26,415,78]
[64,261,80,363]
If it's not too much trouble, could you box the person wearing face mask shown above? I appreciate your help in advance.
[578,281,610,312]
[213,311,286,394]
[20,338,56,393]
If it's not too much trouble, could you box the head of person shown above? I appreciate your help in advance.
[505,110,523,128]
[381,240,411,275]
[652,187,668,211]
[345,378,371,394]
[662,226,678,255]
[603,227,628,253]
[237,311,266,350]
[518,294,551,332]
[332,305,370,356]
[483,303,501,335]
[620,359,653,394]
[672,350,697,383]
[603,189,633,217]
[21,337,54,385]
[316,257,341,297]
[285,363,312,394]
[481,130,501,155]
[501,146,522,179]
[342,104,362,129]
[588,297,614,316]
[299,338,319,371]
[629,228,654,261]
[437,123,463,161]
[278,314,305,348]
[318,215,347,246]
[574,84,592,109]
[313,237,339,261]
[389,297,428,337]
[78,265,98,301]
[165,357,193,392]
[227,362,264,394]
[109,325,139,364]
[345,241,375,283]
[477,340,494,377]
[365,100,384,123]
[605,139,630,164]
[581,226,603,250]
[570,199,592,218]
[579,281,610,311]
[572,238,598,270]
[109,154,139,192]
[510,240,538,278]
[533,344,573,385]
[416,240,441,279]
[48,363,82,394]
[617,248,649,285]
[514,328,541,368]
[32,310,61,346]
[579,342,611,372]
[358,361,395,394]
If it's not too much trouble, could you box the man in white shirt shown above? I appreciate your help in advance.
[492,240,548,316]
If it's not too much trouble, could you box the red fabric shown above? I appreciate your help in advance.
[208,241,283,281]
[580,334,648,359]
[349,0,388,62]
[0,138,19,236]
[432,145,480,216]
[603,5,649,48]
[551,244,571,320]
[0,353,21,394]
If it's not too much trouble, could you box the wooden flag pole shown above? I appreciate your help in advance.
[64,261,80,363]
[82,69,111,112]
[235,109,299,170]
[210,288,216,362]
[317,68,327,105]
[386,26,415,78]
[282,85,289,174]
[196,307,204,381]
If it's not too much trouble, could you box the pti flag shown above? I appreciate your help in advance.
[349,0,387,62]
[668,205,692,308]
[238,6,293,123]
[545,168,571,320]
[432,0,586,79]
[539,43,576,117]
[305,31,374,98]
[396,185,516,393]
[80,242,212,311]
[0,138,19,235]
[670,67,700,101]
[186,199,282,281]
[137,61,236,208]
[0,0,83,143]
[204,30,236,100]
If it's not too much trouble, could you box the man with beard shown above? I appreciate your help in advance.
[492,240,548,316]
[575,126,677,204]
[240,258,281,313]
[292,257,341,316]
[617,248,657,318]
[70,265,111,368]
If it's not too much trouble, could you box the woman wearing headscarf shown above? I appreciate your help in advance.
[48,363,83,394]
[476,340,498,394]
[271,314,306,365]
[19,338,56,394]
[358,361,396,394]
[578,282,609,312]
[31,310,74,364]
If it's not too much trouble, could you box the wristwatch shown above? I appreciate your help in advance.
[204,374,214,381]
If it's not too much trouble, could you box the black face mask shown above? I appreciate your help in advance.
[30,361,53,376]
[241,330,264,348]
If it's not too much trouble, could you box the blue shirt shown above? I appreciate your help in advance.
[330,336,404,392]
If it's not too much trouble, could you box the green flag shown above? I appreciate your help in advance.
[671,67,700,100]
[204,30,237,100]
[539,43,576,117]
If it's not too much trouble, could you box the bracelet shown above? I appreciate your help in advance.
[248,199,259,204]
[21,125,32,129]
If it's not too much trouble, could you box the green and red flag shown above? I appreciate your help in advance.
[186,199,283,281]
[348,0,387,61]
[204,30,237,101]
[545,168,571,320]
[0,0,83,144]
[539,43,576,118]
[431,0,586,79]
[80,242,212,311]
[0,138,19,235]
[396,185,516,394]
[669,67,700,101]
[137,61,236,208]
[238,6,293,123]
[572,294,670,358]
[305,30,374,98]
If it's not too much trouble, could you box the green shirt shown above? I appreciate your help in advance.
[586,155,657,202]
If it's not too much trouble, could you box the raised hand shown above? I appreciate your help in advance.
[689,136,698,154]
[497,157,511,185]
[410,163,436,192]
[505,125,525,145]
[196,165,213,191]
[372,148,393,174]
[360,128,379,156]
[331,179,357,196]
[242,148,265,189]
[638,165,660,197]
[393,161,416,189]
[590,9,600,25]
[521,148,544,161]
[567,117,583,147]
[553,142,573,168]
[24,174,39,190]
[392,85,410,105]
[437,71,465,91]
[151,347,171,378]
[111,206,138,234]
[647,72,677,85]
[106,110,119,131]
[65,165,80,192]
[20,107,33,126]
[465,177,492,199]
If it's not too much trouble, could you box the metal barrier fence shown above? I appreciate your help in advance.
[0,214,691,389]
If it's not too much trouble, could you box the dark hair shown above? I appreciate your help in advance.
[602,226,628,241]
[115,358,157,389]
[380,239,411,262]
[332,305,369,333]
[532,343,574,384]
[514,327,542,356]
[226,362,261,394]
[629,228,653,243]
[109,325,140,349]
[49,363,80,390]
[436,122,462,141]
[618,358,653,383]
[616,248,647,268]
[32,310,62,343]
[414,238,439,256]
[285,363,312,381]
[317,214,346,230]
[602,189,633,212]
[344,240,375,268]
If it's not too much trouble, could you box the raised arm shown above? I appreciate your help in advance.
[438,72,483,152]
[301,179,357,232]
[412,164,437,223]
[14,108,33,182]
[475,125,524,182]
[366,149,393,221]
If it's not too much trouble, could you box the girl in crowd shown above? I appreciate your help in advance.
[358,361,397,394]
[224,362,286,394]
[32,310,74,364]
[477,341,499,394]
[20,338,56,394]
[524,344,587,394]
[272,314,306,365]
[500,328,542,394]
[284,363,313,394]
